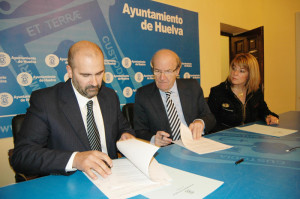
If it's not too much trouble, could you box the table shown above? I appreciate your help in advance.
[1,111,300,199]
[157,111,300,198]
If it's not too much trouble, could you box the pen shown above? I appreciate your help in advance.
[104,161,111,169]
[286,146,300,152]
[235,158,244,165]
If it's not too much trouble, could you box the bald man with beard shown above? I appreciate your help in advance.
[12,41,135,180]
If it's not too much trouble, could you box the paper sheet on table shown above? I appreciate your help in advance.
[236,124,298,137]
[143,164,224,199]
[84,139,171,199]
[173,123,232,154]
[117,139,168,181]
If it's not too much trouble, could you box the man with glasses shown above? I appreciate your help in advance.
[134,49,216,146]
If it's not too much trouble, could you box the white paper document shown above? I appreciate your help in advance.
[173,123,232,154]
[143,164,224,199]
[84,139,171,199]
[236,124,298,137]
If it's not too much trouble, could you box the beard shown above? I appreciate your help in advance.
[73,80,100,99]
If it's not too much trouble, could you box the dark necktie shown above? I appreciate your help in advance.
[86,100,102,151]
[165,91,181,140]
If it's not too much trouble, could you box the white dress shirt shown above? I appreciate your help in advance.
[65,82,107,172]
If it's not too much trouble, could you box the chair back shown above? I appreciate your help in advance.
[122,103,134,128]
[9,114,39,182]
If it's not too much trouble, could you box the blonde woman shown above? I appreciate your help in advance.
[208,53,279,133]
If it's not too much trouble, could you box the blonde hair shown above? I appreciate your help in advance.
[228,53,260,94]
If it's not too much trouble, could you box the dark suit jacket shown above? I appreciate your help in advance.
[12,79,134,176]
[208,80,278,132]
[134,79,216,141]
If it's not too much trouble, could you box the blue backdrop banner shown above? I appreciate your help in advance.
[0,0,199,138]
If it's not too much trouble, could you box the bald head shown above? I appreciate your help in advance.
[151,49,181,70]
[68,40,104,68]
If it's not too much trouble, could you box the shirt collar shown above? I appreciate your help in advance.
[159,80,178,96]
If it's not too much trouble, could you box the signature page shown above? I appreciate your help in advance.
[173,123,232,154]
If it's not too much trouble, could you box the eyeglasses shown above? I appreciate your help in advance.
[153,68,178,76]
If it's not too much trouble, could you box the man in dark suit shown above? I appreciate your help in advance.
[134,49,215,146]
[12,41,135,180]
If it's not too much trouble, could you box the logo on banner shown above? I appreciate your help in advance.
[0,52,11,67]
[17,72,33,86]
[0,93,13,107]
[64,73,69,82]
[134,72,144,83]
[123,87,133,98]
[183,72,191,79]
[103,72,114,83]
[122,57,132,68]
[45,54,59,67]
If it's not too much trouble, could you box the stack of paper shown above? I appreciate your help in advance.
[85,138,225,198]
[85,139,171,199]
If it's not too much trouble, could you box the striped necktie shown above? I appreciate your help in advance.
[165,91,181,140]
[86,100,102,151]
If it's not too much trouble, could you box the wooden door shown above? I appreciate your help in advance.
[230,26,264,87]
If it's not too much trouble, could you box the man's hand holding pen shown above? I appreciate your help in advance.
[73,151,113,180]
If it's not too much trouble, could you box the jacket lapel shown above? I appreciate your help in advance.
[59,79,91,150]
[149,83,170,132]
[177,79,191,123]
